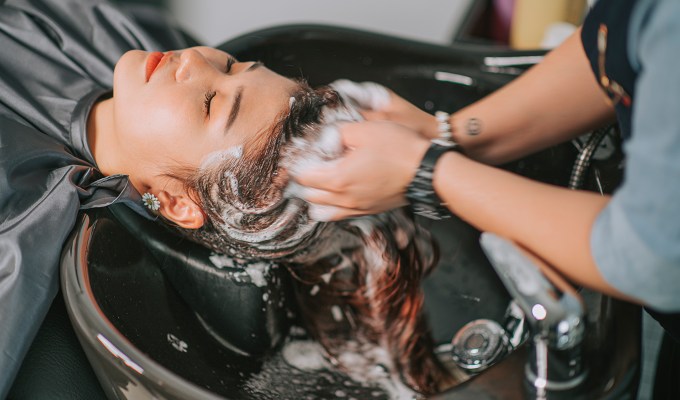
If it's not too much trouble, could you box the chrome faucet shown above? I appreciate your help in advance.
[479,233,587,399]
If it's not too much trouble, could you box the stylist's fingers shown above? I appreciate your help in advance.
[297,184,400,211]
[304,193,406,221]
[293,124,367,190]
[329,79,391,110]
[292,120,426,217]
[296,186,337,205]
[307,203,368,222]
[293,158,350,192]
[359,109,389,122]
[337,121,381,147]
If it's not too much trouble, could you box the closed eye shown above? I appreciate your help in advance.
[204,90,217,118]
[225,56,236,73]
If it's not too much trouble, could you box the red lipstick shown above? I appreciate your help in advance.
[145,51,166,81]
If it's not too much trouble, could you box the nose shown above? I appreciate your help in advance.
[174,49,211,82]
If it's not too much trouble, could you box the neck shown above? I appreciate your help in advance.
[87,98,120,176]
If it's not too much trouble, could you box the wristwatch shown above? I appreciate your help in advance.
[405,139,464,220]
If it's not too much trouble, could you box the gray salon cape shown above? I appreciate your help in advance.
[0,0,189,394]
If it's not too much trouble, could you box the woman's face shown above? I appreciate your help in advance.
[112,46,298,185]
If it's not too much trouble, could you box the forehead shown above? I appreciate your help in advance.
[231,68,298,139]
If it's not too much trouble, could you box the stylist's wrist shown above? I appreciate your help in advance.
[431,150,465,210]
[418,114,440,139]
[404,136,431,184]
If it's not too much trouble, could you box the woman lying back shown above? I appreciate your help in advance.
[0,0,458,395]
[106,48,459,394]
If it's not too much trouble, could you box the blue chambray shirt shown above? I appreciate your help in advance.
[591,0,680,312]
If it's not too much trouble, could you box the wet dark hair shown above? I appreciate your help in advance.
[171,79,339,256]
[160,80,457,394]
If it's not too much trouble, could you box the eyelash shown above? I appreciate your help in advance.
[204,90,216,116]
[204,57,236,117]
[226,56,236,73]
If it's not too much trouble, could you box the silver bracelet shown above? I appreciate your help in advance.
[435,111,453,141]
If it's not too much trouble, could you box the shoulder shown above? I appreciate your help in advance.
[2,0,111,22]
[628,0,680,71]
[2,0,188,56]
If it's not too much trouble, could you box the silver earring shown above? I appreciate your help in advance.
[142,193,161,211]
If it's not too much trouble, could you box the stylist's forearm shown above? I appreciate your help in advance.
[449,29,615,165]
[434,152,626,298]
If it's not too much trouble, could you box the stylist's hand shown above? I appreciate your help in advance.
[293,120,430,221]
[331,80,439,139]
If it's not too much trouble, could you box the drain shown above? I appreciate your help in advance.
[449,319,510,373]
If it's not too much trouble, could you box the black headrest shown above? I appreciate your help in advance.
[109,204,292,357]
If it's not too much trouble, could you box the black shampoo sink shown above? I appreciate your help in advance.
[61,25,640,399]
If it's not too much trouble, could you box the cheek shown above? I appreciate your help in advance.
[115,96,185,152]
[113,93,210,168]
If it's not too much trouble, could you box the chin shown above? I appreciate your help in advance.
[112,50,146,118]
[113,50,146,93]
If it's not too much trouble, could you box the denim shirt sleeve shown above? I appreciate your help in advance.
[591,0,680,312]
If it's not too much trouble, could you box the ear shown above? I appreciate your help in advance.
[156,190,205,229]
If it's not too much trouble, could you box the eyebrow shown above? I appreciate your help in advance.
[225,86,244,133]
[247,61,263,71]
[223,63,264,133]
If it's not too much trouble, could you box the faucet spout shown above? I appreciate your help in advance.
[479,233,588,398]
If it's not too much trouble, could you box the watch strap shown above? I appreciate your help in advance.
[405,140,463,220]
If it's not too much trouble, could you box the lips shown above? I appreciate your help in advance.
[145,51,166,81]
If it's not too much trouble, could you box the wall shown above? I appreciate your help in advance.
[167,0,473,46]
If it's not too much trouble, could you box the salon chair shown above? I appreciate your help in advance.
[55,25,640,399]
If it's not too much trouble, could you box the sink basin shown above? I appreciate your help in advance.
[61,24,641,399]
